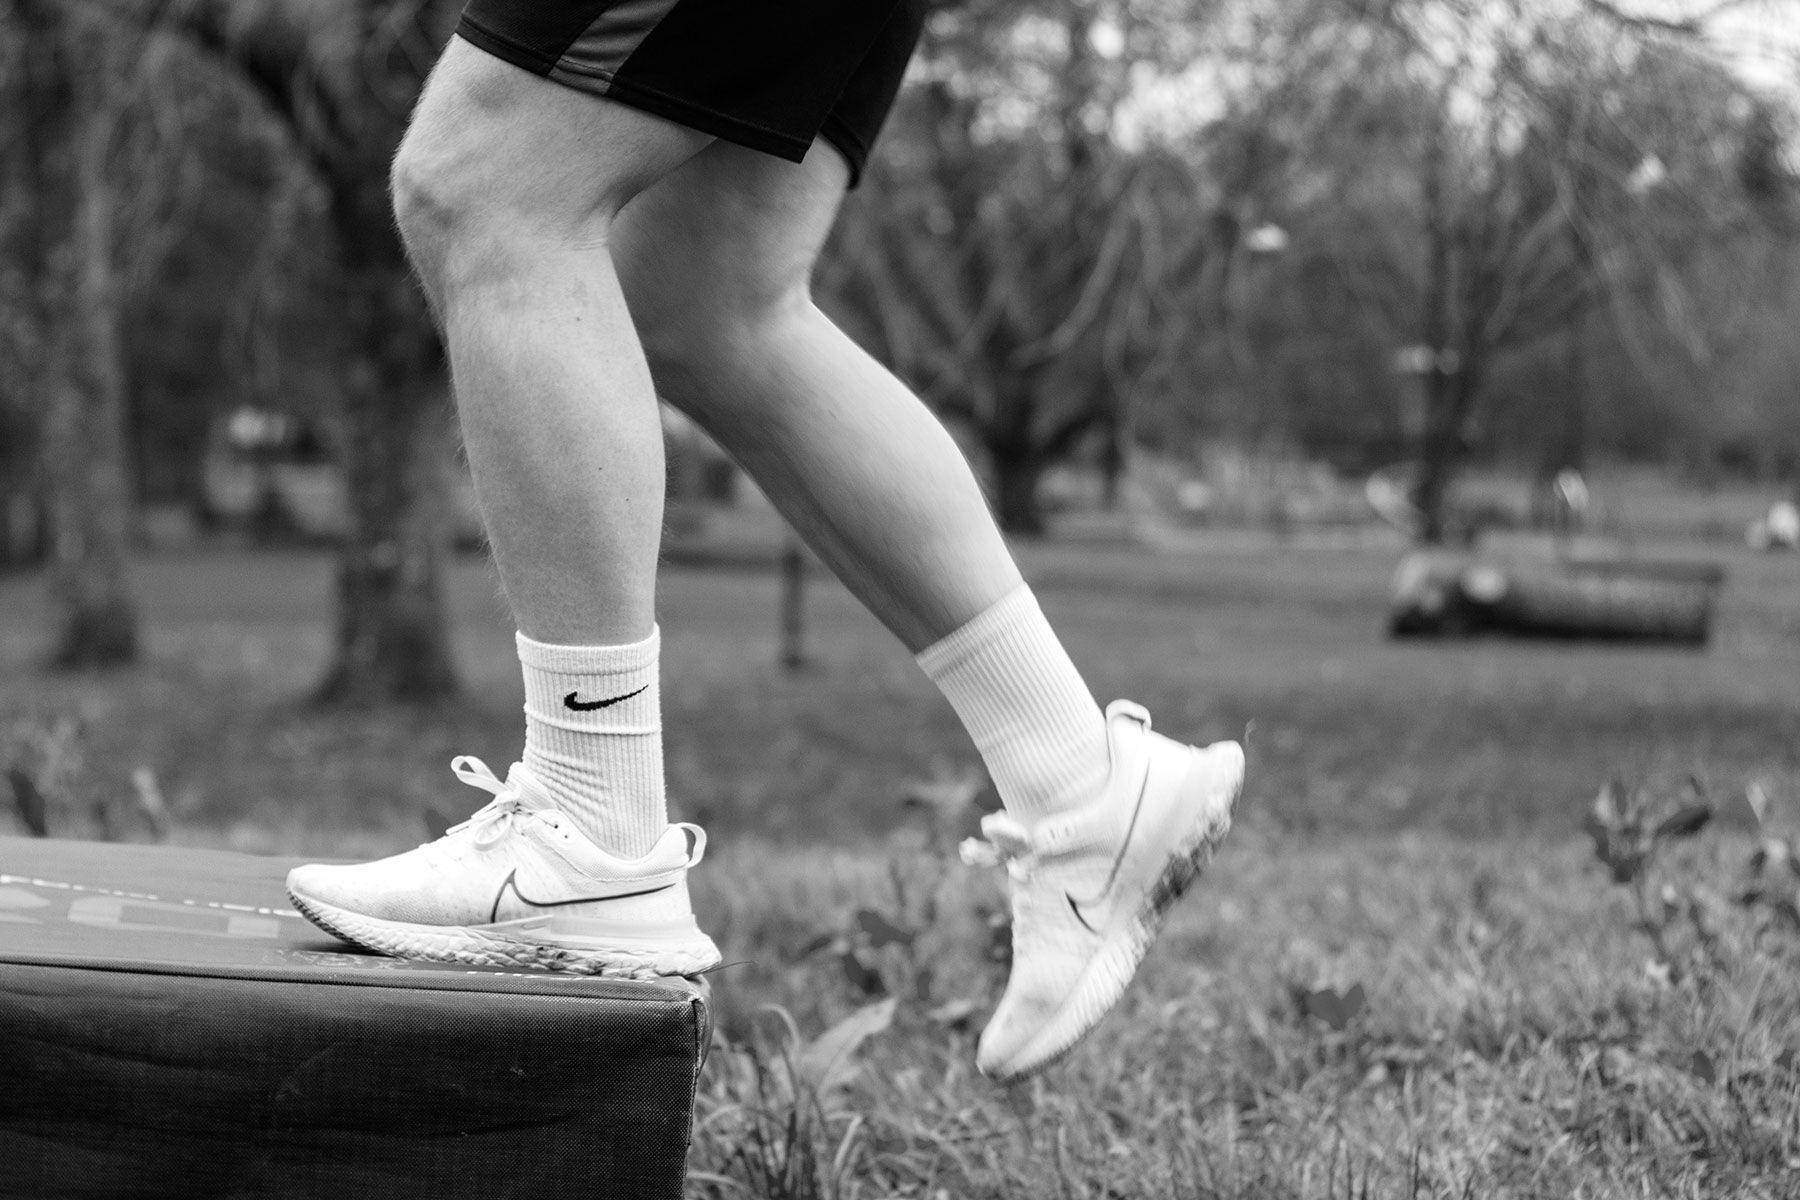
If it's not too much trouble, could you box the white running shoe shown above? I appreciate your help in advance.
[286,757,720,978]
[963,699,1243,1081]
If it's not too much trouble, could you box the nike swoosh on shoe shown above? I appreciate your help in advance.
[1064,752,1155,934]
[488,869,675,923]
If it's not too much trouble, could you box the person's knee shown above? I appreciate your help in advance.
[392,47,679,298]
[391,119,620,291]
[390,111,582,304]
[390,121,475,289]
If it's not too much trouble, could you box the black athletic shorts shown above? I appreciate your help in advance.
[454,0,926,185]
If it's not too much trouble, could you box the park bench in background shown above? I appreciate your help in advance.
[0,837,710,1200]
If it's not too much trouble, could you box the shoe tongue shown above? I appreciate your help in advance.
[499,763,557,812]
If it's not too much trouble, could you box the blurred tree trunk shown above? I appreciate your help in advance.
[49,66,140,666]
[19,1,140,666]
[989,444,1046,538]
[1414,367,1478,546]
[1098,421,1124,510]
[1412,104,1461,546]
[1559,314,1587,475]
[154,0,460,703]
[316,118,458,706]
[317,252,454,703]
[1553,235,1592,478]
[984,392,1105,537]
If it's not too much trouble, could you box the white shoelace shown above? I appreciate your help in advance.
[444,756,532,848]
[434,755,713,868]
[960,812,1035,872]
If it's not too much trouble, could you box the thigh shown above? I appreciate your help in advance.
[400,35,711,228]
[613,137,850,323]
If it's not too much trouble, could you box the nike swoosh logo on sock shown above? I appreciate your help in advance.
[564,685,648,712]
[1066,751,1155,935]
[489,869,675,923]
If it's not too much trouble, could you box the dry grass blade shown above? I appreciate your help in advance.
[131,765,170,839]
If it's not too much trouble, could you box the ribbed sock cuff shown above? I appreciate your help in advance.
[914,586,1039,678]
[917,584,1109,820]
[517,627,659,676]
[517,627,665,858]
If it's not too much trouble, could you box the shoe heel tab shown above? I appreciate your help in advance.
[1103,699,1151,729]
[674,822,708,868]
[1102,700,1154,777]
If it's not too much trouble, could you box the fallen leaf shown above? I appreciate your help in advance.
[1743,783,1771,828]
[1592,779,1626,830]
[839,947,886,997]
[797,929,839,958]
[6,767,46,838]
[855,907,916,949]
[926,997,978,1029]
[1295,982,1366,1031]
[797,996,898,1104]
[1654,803,1712,841]
[1603,842,1647,885]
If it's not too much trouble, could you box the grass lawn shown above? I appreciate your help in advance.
[2,535,1797,1196]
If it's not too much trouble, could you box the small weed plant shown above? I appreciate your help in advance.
[1583,776,1800,990]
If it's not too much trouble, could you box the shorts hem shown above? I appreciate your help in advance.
[453,21,813,166]
[563,72,813,165]
[454,13,891,180]
[818,114,871,187]
[454,17,558,76]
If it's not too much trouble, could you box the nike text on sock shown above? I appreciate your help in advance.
[915,584,1111,822]
[517,627,666,859]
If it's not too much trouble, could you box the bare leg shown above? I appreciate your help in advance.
[392,37,708,645]
[614,138,1244,1085]
[615,140,1022,652]
[287,42,729,977]
[390,39,712,855]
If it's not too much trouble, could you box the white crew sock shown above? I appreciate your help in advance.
[516,628,665,859]
[915,584,1110,821]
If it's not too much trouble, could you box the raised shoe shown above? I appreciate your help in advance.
[964,699,1243,1081]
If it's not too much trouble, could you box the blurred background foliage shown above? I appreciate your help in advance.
[0,0,1796,696]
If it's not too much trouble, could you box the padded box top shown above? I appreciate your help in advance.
[0,834,703,1003]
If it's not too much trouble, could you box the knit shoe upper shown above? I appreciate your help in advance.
[286,756,720,978]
